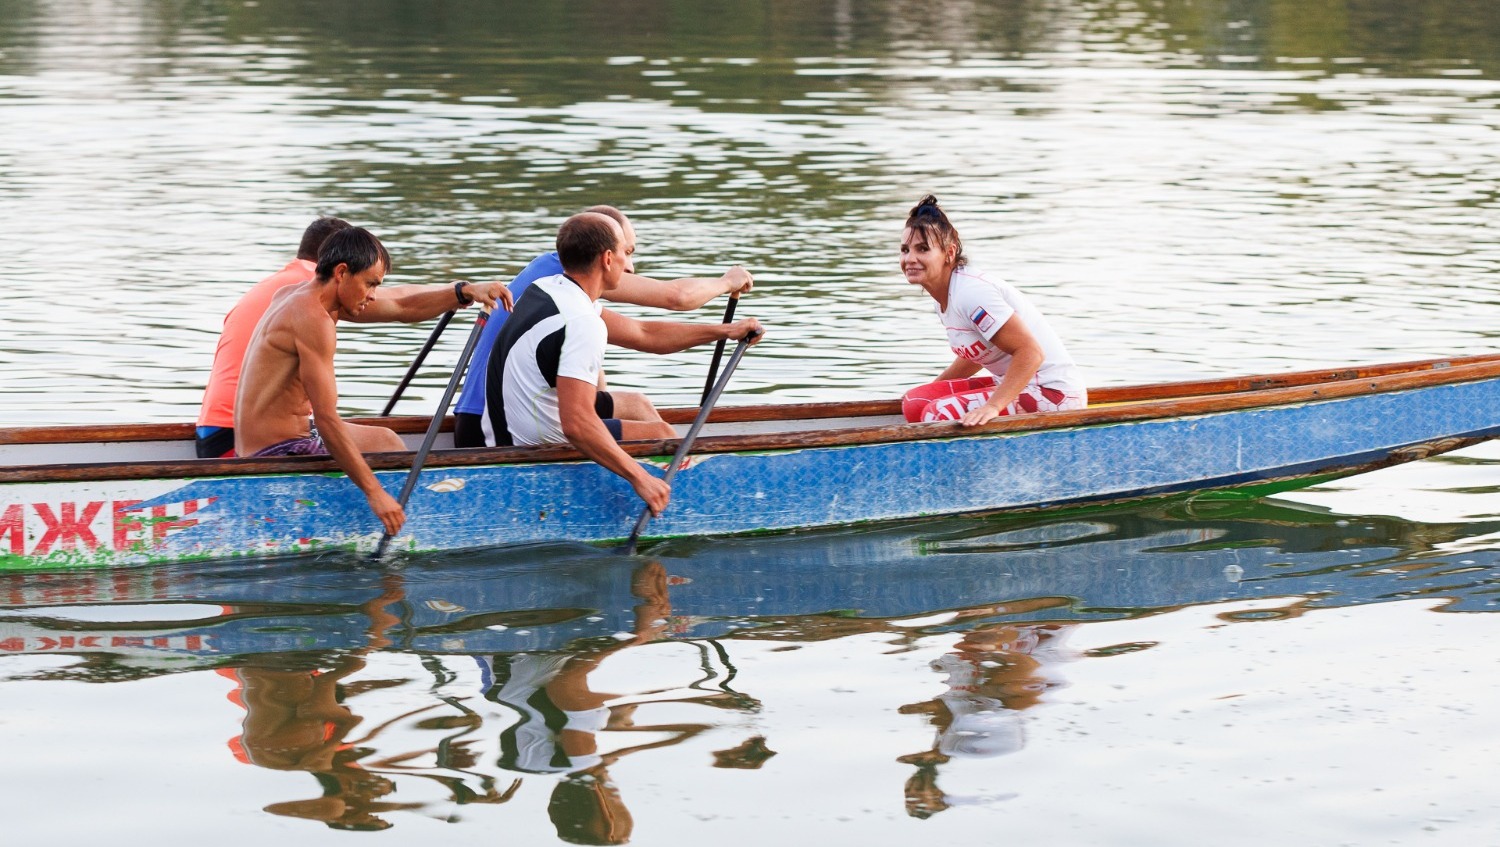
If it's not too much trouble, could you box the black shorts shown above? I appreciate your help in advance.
[595,391,623,440]
[195,426,235,458]
[454,392,621,447]
[453,413,486,448]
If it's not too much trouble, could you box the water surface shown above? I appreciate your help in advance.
[3,1,1500,843]
[4,497,1500,844]
[3,0,1500,422]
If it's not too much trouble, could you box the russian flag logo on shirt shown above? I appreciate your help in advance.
[969,306,996,334]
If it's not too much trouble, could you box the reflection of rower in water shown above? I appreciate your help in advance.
[479,561,759,845]
[220,575,518,830]
[898,601,1072,819]
[217,575,411,830]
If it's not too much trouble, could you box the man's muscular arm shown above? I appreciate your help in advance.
[605,267,753,311]
[346,281,512,323]
[557,376,669,515]
[295,311,406,535]
[602,310,764,355]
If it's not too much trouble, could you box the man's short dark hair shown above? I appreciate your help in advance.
[296,216,351,261]
[315,226,391,279]
[557,213,622,274]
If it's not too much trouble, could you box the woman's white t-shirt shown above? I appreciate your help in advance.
[938,266,1085,396]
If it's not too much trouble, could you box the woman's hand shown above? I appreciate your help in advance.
[961,400,1003,427]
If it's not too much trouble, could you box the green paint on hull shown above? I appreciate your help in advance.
[619,470,1350,552]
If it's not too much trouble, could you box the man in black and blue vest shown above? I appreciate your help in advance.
[483,212,762,516]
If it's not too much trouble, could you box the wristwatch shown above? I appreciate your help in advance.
[454,281,473,306]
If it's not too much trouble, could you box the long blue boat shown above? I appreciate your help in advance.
[2,354,1499,571]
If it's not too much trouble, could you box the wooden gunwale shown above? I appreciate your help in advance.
[3,353,1499,485]
[4,353,1494,446]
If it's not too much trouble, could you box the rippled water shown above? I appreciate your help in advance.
[6,495,1500,844]
[4,0,1500,844]
[4,0,1500,422]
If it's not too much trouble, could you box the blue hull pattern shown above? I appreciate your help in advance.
[3,374,1499,570]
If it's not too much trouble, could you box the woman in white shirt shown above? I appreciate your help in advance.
[899,195,1087,426]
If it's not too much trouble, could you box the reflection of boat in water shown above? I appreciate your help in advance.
[3,498,1498,669]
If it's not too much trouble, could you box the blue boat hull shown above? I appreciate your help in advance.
[3,373,1499,570]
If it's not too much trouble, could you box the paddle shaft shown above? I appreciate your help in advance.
[699,293,739,405]
[625,332,757,555]
[381,310,456,416]
[373,308,490,558]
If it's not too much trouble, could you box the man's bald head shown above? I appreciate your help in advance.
[583,205,628,228]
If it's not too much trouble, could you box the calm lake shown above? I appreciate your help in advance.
[3,0,1500,844]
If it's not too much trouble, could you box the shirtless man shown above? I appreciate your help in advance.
[235,227,431,535]
[485,213,762,515]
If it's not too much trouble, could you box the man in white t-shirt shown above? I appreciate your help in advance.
[484,212,762,515]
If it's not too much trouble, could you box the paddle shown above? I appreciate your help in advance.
[381,310,455,416]
[699,292,739,405]
[372,307,490,559]
[624,330,759,555]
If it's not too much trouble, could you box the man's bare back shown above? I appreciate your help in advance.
[235,281,324,455]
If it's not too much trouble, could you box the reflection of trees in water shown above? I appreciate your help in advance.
[0,0,1068,96]
[9,1,1500,86]
[1341,0,1500,64]
[0,0,40,63]
[6,0,1500,294]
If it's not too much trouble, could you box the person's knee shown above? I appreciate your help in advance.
[619,419,675,441]
[902,397,927,423]
[903,381,943,404]
[624,389,666,413]
[612,391,660,420]
[376,428,405,451]
[904,379,974,422]
[903,382,944,422]
[920,388,1000,422]
[350,425,405,452]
